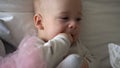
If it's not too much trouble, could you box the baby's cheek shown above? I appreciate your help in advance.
[48,33,59,40]
[48,31,61,38]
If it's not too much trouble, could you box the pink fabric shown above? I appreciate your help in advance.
[0,35,46,68]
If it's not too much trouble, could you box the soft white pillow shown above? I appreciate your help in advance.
[108,43,120,68]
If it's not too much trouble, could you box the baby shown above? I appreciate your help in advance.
[0,0,88,68]
[33,0,83,67]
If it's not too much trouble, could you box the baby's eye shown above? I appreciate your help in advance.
[76,17,82,22]
[61,17,69,20]
[60,16,69,22]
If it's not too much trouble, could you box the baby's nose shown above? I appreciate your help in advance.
[68,21,77,30]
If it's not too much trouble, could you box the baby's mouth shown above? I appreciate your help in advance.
[71,34,75,39]
[71,34,74,37]
[71,33,78,41]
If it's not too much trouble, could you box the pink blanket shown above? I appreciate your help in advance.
[0,36,46,68]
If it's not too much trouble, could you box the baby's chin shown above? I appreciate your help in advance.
[72,38,77,43]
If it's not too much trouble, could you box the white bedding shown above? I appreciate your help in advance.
[0,0,34,46]
[0,12,35,45]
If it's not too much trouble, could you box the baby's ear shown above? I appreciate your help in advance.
[33,14,44,30]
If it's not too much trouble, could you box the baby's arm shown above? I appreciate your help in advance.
[41,33,73,68]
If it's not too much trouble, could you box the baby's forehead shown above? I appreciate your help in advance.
[34,0,81,14]
[38,0,81,5]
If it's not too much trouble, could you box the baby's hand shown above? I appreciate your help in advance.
[59,33,73,44]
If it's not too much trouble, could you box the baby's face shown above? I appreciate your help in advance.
[39,0,82,42]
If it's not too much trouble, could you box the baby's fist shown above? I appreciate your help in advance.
[59,33,73,44]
